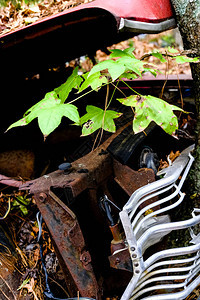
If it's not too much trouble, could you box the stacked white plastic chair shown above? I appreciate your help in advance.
[119,144,200,300]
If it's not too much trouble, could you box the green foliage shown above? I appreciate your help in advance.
[79,71,108,92]
[8,46,196,140]
[167,47,179,54]
[7,68,81,137]
[152,51,167,63]
[12,194,31,215]
[88,47,147,81]
[161,33,175,47]
[80,105,122,136]
[54,67,83,102]
[117,95,183,135]
[175,56,199,64]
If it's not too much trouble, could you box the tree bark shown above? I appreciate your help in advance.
[171,0,200,200]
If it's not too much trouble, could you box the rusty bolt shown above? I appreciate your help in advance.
[80,251,91,266]
[132,254,137,259]
[83,256,88,262]
[38,192,47,202]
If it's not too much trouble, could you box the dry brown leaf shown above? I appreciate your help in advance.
[169,150,180,162]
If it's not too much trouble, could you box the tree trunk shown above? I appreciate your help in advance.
[171,0,200,201]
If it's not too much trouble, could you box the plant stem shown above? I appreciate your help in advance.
[120,79,141,96]
[67,81,112,105]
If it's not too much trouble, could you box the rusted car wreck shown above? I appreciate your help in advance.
[1,0,200,299]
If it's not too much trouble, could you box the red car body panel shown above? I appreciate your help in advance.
[0,0,174,39]
[0,0,175,76]
[56,0,174,22]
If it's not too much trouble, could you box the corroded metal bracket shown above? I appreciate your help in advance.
[34,190,100,299]
[22,124,157,298]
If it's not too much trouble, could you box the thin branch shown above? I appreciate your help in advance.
[0,275,17,300]
[0,197,11,220]
[120,79,141,96]
[160,50,169,99]
[140,49,198,61]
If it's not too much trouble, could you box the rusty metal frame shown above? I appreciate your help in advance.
[20,124,156,299]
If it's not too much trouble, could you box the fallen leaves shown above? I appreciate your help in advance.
[0,0,94,36]
[159,150,181,170]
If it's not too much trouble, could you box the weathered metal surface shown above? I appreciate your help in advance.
[109,248,133,273]
[22,123,130,194]
[113,160,156,197]
[21,123,161,298]
[34,190,100,299]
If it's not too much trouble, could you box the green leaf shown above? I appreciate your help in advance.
[167,47,179,54]
[7,91,60,131]
[79,71,108,92]
[18,278,30,290]
[38,103,79,136]
[119,72,138,80]
[80,105,122,136]
[54,67,83,102]
[7,90,80,137]
[117,94,183,135]
[12,198,30,216]
[175,56,199,64]
[25,91,60,123]
[88,60,126,81]
[152,52,166,63]
[6,117,27,131]
[16,195,31,206]
[117,56,144,77]
[123,47,136,56]
[142,68,159,77]
[88,48,146,81]
[109,47,135,58]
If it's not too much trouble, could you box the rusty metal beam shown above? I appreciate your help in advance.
[34,190,101,299]
[21,123,159,298]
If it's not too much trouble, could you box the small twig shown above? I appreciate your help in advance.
[95,84,110,150]
[0,274,17,300]
[160,50,169,99]
[49,277,70,297]
[176,65,184,119]
[68,81,111,105]
[120,79,141,96]
[0,197,11,220]
[110,81,126,99]
[140,49,198,61]
[0,287,11,300]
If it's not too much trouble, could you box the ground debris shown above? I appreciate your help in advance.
[0,189,67,300]
[0,0,94,36]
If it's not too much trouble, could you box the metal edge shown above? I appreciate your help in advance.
[120,18,176,34]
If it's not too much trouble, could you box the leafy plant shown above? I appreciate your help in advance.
[161,33,175,47]
[7,47,199,140]
[12,194,31,215]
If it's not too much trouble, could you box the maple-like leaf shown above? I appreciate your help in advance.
[80,105,122,136]
[54,66,83,102]
[117,94,183,135]
[79,71,108,92]
[7,91,80,137]
[87,47,146,83]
